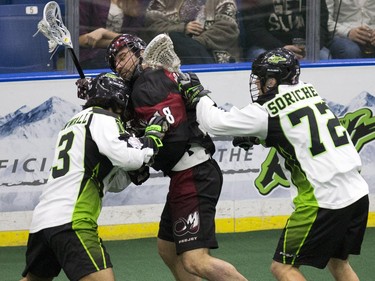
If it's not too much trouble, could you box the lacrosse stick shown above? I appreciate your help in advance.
[143,33,187,79]
[34,1,85,78]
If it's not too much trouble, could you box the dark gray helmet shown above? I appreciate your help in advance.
[250,48,300,102]
[87,73,130,105]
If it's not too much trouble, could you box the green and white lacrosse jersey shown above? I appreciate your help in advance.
[30,107,154,233]
[196,82,369,210]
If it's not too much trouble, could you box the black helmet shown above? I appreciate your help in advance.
[250,48,300,102]
[84,72,131,113]
[106,33,147,73]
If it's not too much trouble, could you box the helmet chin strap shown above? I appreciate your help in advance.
[259,77,278,95]
[256,88,278,105]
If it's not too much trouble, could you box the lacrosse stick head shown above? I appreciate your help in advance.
[143,33,181,73]
[34,1,72,54]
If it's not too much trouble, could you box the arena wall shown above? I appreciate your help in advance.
[1,63,374,246]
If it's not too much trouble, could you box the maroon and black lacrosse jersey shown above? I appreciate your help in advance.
[131,68,191,174]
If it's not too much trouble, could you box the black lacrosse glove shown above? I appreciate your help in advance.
[125,118,147,137]
[128,165,150,185]
[140,115,169,153]
[232,136,260,151]
[76,77,93,100]
[178,72,211,109]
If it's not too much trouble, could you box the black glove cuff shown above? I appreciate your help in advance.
[141,136,158,153]
[128,165,150,185]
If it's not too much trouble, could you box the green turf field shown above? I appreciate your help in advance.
[2,228,374,281]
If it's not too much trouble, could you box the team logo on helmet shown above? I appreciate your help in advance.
[267,55,287,64]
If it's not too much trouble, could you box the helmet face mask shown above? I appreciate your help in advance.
[249,73,261,102]
[114,47,142,81]
[250,48,300,102]
[106,34,147,81]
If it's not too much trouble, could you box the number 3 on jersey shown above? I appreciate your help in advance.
[52,131,74,178]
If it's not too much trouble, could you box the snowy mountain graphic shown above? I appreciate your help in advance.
[0,96,81,139]
[326,91,375,117]
[0,93,375,211]
[0,105,30,127]
[0,97,81,190]
[1,92,373,142]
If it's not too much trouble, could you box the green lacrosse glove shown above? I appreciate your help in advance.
[178,72,211,109]
[141,115,169,152]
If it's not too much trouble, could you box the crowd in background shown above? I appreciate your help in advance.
[78,0,375,69]
[0,0,374,73]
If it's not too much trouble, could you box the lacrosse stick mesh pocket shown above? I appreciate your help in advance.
[143,33,181,73]
[33,1,72,54]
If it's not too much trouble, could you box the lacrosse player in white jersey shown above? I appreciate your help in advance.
[20,72,168,281]
[179,48,369,281]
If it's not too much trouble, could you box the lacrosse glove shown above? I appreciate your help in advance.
[125,118,147,137]
[178,72,211,109]
[141,115,169,153]
[128,165,150,186]
[232,136,260,151]
[76,77,93,100]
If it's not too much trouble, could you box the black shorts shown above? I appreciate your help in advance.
[273,195,369,269]
[22,222,112,281]
[158,159,223,254]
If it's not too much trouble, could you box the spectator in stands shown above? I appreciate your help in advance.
[79,0,148,69]
[326,0,375,59]
[239,0,330,60]
[144,0,240,65]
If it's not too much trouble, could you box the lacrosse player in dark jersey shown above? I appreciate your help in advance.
[103,33,248,281]
[179,48,369,281]
[21,73,168,281]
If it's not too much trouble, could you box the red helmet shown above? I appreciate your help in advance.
[106,34,147,72]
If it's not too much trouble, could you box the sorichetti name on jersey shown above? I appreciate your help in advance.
[266,83,319,116]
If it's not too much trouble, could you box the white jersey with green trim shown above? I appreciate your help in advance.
[29,107,153,233]
[196,81,369,210]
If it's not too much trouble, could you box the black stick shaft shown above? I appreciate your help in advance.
[68,48,85,79]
